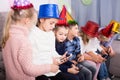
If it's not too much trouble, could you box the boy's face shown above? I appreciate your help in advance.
[55,27,68,42]
[40,18,58,32]
[97,34,110,42]
[69,25,79,37]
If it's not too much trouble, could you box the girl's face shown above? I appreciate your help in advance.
[69,25,79,37]
[87,35,93,39]
[40,18,58,32]
[55,27,68,42]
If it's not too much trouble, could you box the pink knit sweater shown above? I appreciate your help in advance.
[2,25,51,80]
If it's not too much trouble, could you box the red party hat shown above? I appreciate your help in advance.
[81,21,99,37]
[100,23,113,38]
[56,5,68,26]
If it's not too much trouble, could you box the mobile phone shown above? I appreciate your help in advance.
[60,54,71,63]
[102,54,109,59]
[66,53,70,57]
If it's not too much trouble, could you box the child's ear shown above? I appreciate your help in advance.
[40,19,45,23]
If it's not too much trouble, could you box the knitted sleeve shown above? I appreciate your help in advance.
[18,39,51,77]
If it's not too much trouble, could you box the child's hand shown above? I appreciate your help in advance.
[59,52,71,64]
[71,60,78,65]
[52,52,70,65]
[72,64,79,71]
[77,54,84,62]
[59,57,68,65]
[107,46,115,57]
[62,51,72,59]
[97,54,106,62]
[91,55,98,63]
[52,57,61,65]
[50,64,59,73]
[91,55,104,63]
[67,64,79,74]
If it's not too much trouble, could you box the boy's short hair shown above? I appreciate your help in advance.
[68,20,78,25]
[68,20,78,28]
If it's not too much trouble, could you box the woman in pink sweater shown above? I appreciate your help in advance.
[1,0,53,80]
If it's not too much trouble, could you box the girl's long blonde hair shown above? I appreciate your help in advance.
[1,8,36,48]
[79,30,89,45]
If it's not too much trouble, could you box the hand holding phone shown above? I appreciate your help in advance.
[102,54,109,59]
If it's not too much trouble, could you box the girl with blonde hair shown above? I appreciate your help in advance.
[1,0,52,80]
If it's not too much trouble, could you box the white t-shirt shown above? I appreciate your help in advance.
[79,37,102,54]
[29,26,60,76]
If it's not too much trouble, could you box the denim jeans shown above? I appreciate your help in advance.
[80,60,97,80]
[77,63,93,80]
[97,62,109,80]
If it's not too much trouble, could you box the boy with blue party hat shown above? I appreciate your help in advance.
[29,4,72,80]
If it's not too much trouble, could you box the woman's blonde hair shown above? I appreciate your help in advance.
[79,30,89,45]
[1,8,36,48]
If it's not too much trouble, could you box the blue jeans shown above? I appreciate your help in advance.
[97,62,108,80]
